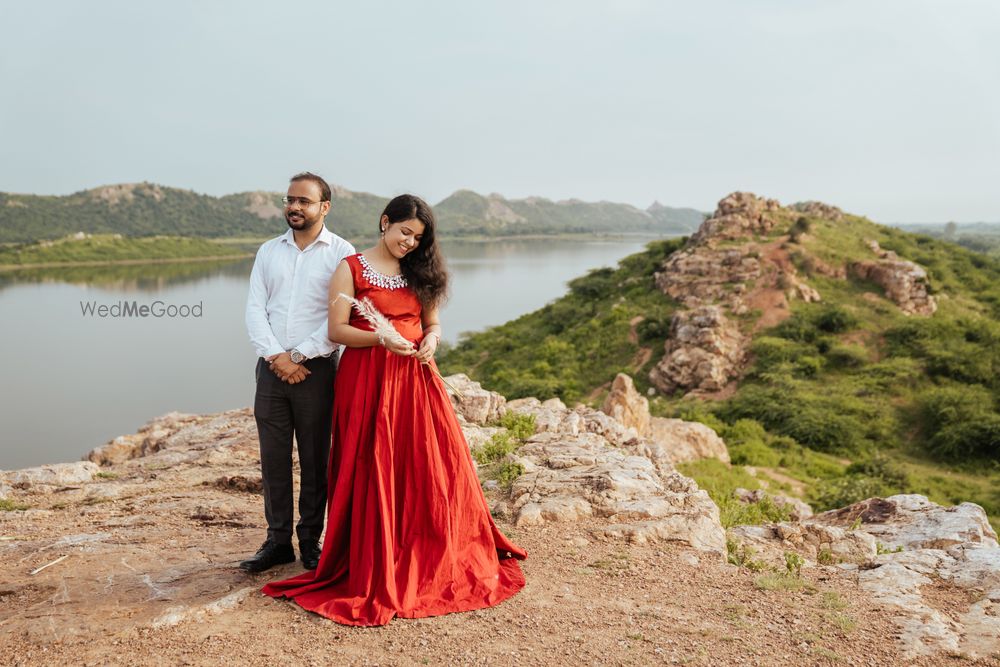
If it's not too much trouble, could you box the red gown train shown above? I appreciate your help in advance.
[261,253,526,626]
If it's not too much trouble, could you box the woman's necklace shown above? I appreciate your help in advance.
[360,252,407,290]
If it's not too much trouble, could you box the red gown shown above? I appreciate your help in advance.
[262,253,527,626]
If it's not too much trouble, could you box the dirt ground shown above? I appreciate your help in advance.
[3,495,997,666]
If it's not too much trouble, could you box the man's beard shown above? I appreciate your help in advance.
[285,210,320,231]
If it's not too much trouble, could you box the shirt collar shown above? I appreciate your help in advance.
[280,225,333,248]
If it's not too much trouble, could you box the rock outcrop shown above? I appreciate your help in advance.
[648,306,747,395]
[789,200,844,221]
[689,192,782,245]
[729,494,1000,659]
[444,376,727,553]
[602,373,730,465]
[601,373,651,436]
[443,372,507,424]
[654,245,761,310]
[649,192,782,395]
[851,241,937,316]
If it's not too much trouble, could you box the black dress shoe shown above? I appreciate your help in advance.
[239,540,295,573]
[299,539,321,570]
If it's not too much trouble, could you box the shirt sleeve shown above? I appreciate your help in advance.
[245,244,285,359]
[293,240,356,360]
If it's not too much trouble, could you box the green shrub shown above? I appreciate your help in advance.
[727,538,766,571]
[916,384,1000,459]
[494,411,536,441]
[723,419,782,467]
[815,306,857,334]
[811,476,891,512]
[826,344,869,369]
[784,551,804,577]
[472,431,519,465]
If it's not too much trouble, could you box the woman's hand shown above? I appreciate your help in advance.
[415,333,439,363]
[383,337,416,357]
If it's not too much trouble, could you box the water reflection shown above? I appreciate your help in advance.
[0,257,253,292]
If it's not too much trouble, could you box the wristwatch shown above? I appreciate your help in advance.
[289,349,306,364]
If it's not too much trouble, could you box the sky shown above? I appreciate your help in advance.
[1,0,997,222]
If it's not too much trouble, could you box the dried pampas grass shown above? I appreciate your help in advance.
[334,293,463,398]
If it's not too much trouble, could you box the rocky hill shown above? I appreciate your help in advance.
[439,191,1000,542]
[0,183,704,245]
[1,375,997,663]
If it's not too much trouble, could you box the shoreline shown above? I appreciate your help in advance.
[0,232,676,272]
[0,252,254,272]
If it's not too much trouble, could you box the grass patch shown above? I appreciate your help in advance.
[826,612,857,634]
[679,459,792,527]
[754,572,810,592]
[94,471,119,480]
[0,499,28,511]
[820,591,848,611]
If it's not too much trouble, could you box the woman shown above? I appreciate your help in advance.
[262,194,527,626]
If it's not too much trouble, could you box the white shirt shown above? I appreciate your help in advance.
[245,226,355,359]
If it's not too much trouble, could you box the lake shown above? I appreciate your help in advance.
[0,237,659,469]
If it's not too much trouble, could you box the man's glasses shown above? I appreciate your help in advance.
[282,196,326,207]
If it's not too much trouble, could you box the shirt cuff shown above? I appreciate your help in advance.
[293,341,320,360]
[262,344,285,359]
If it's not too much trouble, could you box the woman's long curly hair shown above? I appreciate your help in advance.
[380,194,448,308]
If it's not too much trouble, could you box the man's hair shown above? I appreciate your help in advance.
[289,172,332,202]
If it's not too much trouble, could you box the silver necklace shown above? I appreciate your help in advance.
[358,254,408,290]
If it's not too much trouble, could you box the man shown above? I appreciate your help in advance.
[241,172,355,573]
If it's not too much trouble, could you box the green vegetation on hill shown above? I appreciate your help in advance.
[0,234,249,266]
[0,182,705,245]
[438,213,1000,530]
[439,238,685,402]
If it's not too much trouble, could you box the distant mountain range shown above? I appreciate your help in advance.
[0,183,706,244]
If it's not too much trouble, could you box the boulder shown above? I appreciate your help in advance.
[510,431,725,554]
[729,521,877,565]
[648,418,730,465]
[1,461,99,491]
[648,306,747,395]
[601,373,650,437]
[443,373,506,425]
[850,243,936,316]
[810,494,998,551]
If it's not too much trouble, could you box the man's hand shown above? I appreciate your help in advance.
[268,352,311,384]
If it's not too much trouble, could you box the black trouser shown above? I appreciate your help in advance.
[253,355,336,545]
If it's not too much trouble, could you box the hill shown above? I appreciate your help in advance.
[438,193,1000,530]
[433,190,704,236]
[0,182,705,245]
